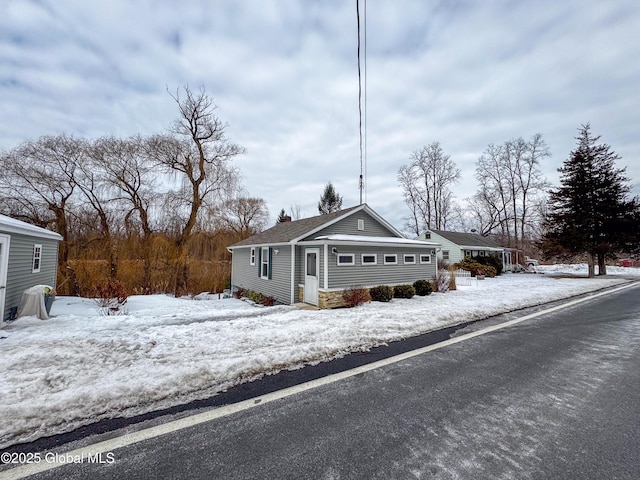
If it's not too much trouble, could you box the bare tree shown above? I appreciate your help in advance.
[147,86,244,295]
[0,135,83,290]
[398,142,461,233]
[289,203,303,220]
[472,134,549,248]
[218,196,269,238]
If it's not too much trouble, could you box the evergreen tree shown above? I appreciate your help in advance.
[318,182,343,214]
[276,208,290,224]
[542,124,638,276]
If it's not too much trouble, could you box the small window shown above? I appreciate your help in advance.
[250,247,256,265]
[383,254,397,265]
[357,219,365,231]
[479,251,485,257]
[404,254,416,265]
[465,250,471,257]
[420,254,431,264]
[261,247,269,278]
[361,254,377,265]
[337,254,355,266]
[442,250,450,260]
[32,244,42,273]
[424,232,431,239]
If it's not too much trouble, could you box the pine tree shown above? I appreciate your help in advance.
[542,124,638,276]
[276,208,290,224]
[318,182,343,214]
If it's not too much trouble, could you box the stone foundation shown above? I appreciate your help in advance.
[298,286,347,309]
[318,290,347,309]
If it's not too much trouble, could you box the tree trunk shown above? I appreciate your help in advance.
[597,253,607,276]
[587,255,596,278]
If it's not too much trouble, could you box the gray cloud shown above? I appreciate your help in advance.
[1,0,639,230]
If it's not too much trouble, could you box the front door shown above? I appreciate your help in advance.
[0,234,9,322]
[304,248,320,305]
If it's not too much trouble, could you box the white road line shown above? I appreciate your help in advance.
[1,281,637,480]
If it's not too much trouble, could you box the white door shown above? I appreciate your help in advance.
[304,248,320,305]
[0,234,9,322]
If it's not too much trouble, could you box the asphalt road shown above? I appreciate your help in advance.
[5,282,640,479]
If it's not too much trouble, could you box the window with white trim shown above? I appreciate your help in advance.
[361,253,377,265]
[383,254,397,265]
[357,219,365,231]
[479,251,485,257]
[442,250,450,260]
[465,250,472,257]
[337,253,355,266]
[404,254,416,264]
[261,247,269,278]
[420,254,431,264]
[250,247,255,265]
[32,244,42,273]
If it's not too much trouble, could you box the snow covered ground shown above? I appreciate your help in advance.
[1,264,639,448]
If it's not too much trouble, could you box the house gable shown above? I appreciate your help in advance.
[301,209,400,242]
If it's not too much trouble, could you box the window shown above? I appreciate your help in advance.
[383,254,397,265]
[250,248,256,265]
[361,254,377,265]
[404,254,416,265]
[357,219,365,231]
[442,250,450,260]
[261,247,269,278]
[465,250,472,257]
[424,232,431,239]
[337,254,355,266]
[479,251,485,257]
[420,254,431,264]
[32,244,42,273]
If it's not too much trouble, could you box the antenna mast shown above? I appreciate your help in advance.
[357,0,367,204]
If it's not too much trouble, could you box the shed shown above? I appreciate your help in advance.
[228,204,440,308]
[0,215,62,324]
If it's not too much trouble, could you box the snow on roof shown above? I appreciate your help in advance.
[313,234,440,246]
[0,214,63,241]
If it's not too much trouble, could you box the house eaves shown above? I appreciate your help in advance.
[0,215,63,241]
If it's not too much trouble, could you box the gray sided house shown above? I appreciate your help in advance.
[417,229,517,271]
[228,204,440,308]
[0,215,62,324]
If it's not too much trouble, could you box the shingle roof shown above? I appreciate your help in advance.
[228,205,364,248]
[430,229,504,249]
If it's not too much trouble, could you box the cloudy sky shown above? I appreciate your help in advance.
[2,0,639,230]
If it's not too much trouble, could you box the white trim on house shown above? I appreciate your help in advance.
[383,254,397,265]
[0,215,63,241]
[336,253,355,266]
[361,253,377,265]
[32,244,42,273]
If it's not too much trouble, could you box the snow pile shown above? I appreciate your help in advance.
[0,270,636,448]
[536,263,640,276]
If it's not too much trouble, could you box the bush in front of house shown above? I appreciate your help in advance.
[241,289,276,306]
[342,286,371,307]
[454,258,497,278]
[413,279,433,296]
[369,285,394,302]
[393,284,416,299]
[473,255,503,275]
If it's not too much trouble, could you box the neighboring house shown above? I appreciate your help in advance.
[417,229,518,271]
[0,215,62,324]
[228,204,440,308]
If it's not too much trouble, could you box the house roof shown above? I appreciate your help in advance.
[229,204,402,248]
[0,214,63,241]
[428,229,504,250]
